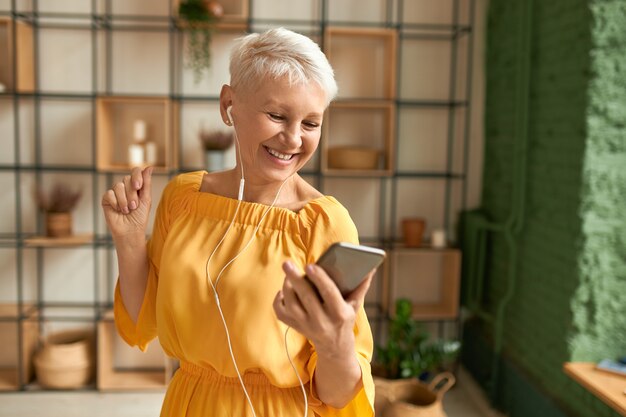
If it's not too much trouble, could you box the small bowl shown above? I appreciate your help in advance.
[327,146,380,170]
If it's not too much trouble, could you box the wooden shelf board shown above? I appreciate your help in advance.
[0,304,20,318]
[393,246,460,253]
[410,306,459,321]
[0,303,37,318]
[98,163,172,174]
[98,370,166,391]
[24,233,94,247]
[175,19,247,32]
[322,168,392,177]
[564,362,626,416]
[0,369,18,391]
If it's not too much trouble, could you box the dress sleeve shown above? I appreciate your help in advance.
[300,199,376,416]
[113,175,180,352]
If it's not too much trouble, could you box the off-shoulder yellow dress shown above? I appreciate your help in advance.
[114,171,375,417]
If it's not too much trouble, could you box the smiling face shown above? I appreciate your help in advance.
[220,76,327,186]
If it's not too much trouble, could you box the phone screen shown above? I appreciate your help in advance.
[316,242,386,297]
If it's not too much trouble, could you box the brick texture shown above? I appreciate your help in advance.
[477,0,625,416]
[571,0,626,361]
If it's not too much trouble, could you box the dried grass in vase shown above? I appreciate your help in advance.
[199,130,234,151]
[36,183,83,213]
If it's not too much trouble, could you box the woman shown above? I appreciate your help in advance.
[102,28,375,417]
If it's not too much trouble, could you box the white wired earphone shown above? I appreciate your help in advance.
[204,105,308,417]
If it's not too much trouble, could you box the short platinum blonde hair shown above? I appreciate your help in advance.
[229,27,338,104]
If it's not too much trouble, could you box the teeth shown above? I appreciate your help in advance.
[266,147,293,161]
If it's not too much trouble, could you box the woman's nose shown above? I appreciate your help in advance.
[281,123,302,148]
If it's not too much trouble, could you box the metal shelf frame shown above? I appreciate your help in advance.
[2,0,475,391]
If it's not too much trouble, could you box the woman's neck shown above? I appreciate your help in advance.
[226,168,299,206]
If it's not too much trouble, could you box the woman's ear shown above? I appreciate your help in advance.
[219,84,234,126]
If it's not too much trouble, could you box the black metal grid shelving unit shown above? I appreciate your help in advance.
[0,0,474,391]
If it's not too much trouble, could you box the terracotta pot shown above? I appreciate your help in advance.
[46,212,72,237]
[34,329,94,389]
[203,0,224,18]
[402,218,426,248]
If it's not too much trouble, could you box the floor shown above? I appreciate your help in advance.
[0,367,506,417]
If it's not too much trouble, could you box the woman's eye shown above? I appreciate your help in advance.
[303,121,319,129]
[269,113,284,121]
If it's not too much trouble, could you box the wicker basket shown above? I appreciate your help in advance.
[375,373,456,417]
[34,329,94,389]
[327,146,380,170]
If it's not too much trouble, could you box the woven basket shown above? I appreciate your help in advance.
[377,372,456,417]
[34,329,94,389]
[327,146,380,170]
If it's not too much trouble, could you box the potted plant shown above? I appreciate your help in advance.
[177,0,224,83]
[36,183,83,238]
[199,128,234,172]
[373,298,461,416]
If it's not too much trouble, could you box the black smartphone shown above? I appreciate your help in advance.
[314,242,386,298]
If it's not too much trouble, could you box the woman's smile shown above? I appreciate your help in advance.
[264,145,297,162]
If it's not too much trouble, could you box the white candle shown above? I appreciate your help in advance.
[133,120,147,142]
[431,229,447,248]
[145,141,158,165]
[128,143,145,166]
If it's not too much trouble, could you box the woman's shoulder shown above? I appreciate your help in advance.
[161,171,204,202]
[299,182,353,228]
[298,191,359,251]
[302,195,352,223]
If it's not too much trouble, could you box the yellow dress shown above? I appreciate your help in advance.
[114,171,375,417]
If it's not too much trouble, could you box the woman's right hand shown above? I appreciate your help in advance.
[101,166,153,240]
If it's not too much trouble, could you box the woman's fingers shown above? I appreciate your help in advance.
[104,167,152,215]
[344,269,375,311]
[113,180,130,214]
[282,273,307,314]
[304,264,345,314]
[282,262,326,314]
[139,166,153,205]
[273,287,307,330]
[122,175,137,212]
[101,188,119,212]
[130,167,144,191]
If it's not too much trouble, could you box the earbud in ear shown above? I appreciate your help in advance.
[226,106,233,126]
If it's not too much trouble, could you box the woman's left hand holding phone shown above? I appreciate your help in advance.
[273,261,374,408]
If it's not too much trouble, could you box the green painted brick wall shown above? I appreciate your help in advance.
[571,0,626,362]
[477,0,626,416]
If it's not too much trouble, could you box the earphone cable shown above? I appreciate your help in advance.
[206,109,307,416]
[205,176,292,417]
[285,326,309,417]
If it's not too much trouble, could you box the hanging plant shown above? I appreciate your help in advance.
[178,0,224,84]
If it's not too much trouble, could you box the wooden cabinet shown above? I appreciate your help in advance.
[0,305,39,391]
[96,96,179,173]
[389,248,461,320]
[323,101,395,175]
[323,28,398,176]
[97,310,168,391]
[325,27,397,100]
[0,18,34,93]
